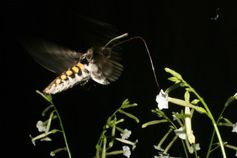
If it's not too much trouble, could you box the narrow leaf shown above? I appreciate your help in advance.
[142,119,168,128]
[165,67,183,80]
[119,110,139,123]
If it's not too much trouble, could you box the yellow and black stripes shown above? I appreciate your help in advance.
[43,63,90,94]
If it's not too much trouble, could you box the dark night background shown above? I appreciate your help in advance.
[2,0,237,158]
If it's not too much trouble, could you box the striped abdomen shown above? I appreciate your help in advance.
[43,63,90,94]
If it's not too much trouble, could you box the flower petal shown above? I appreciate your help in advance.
[156,89,168,110]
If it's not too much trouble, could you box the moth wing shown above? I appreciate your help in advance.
[89,47,123,85]
[20,37,83,74]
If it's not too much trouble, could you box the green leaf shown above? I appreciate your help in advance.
[184,90,190,102]
[152,108,165,117]
[168,77,181,83]
[122,99,130,106]
[102,137,107,158]
[165,67,183,80]
[46,111,56,132]
[42,104,54,117]
[191,99,200,105]
[121,99,138,109]
[224,93,237,107]
[122,103,138,109]
[142,119,168,128]
[118,109,139,123]
[36,90,52,103]
[195,106,207,114]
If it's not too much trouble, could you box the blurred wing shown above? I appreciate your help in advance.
[88,47,123,85]
[21,38,83,74]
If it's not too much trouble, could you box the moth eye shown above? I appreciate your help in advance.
[100,47,111,58]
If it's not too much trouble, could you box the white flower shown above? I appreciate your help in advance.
[174,127,187,140]
[232,122,237,133]
[36,120,47,132]
[50,151,56,157]
[190,143,201,153]
[123,146,131,158]
[121,129,132,140]
[156,89,168,110]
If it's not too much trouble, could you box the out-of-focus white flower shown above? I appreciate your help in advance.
[36,120,47,132]
[156,89,168,110]
[123,146,131,158]
[232,122,237,133]
[50,151,56,157]
[190,143,201,153]
[121,129,132,140]
[174,127,187,140]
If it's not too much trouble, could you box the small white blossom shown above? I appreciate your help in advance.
[156,89,168,110]
[121,129,132,140]
[190,143,201,153]
[232,122,237,133]
[174,127,187,140]
[235,151,237,157]
[36,120,47,132]
[123,146,131,158]
[50,151,56,157]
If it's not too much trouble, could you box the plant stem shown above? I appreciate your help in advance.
[206,99,229,158]
[187,84,226,158]
[51,101,72,158]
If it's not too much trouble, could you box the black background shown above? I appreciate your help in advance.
[2,0,237,158]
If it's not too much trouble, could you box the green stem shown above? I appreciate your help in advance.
[164,135,178,154]
[156,128,173,150]
[51,101,72,158]
[181,140,189,158]
[188,85,226,158]
[206,101,228,158]
[36,91,72,158]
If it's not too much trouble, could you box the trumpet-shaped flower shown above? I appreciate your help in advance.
[36,120,47,132]
[232,122,237,133]
[174,127,187,140]
[190,143,201,153]
[123,146,131,158]
[156,89,168,110]
[121,129,132,140]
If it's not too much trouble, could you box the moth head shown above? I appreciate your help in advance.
[80,48,94,64]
